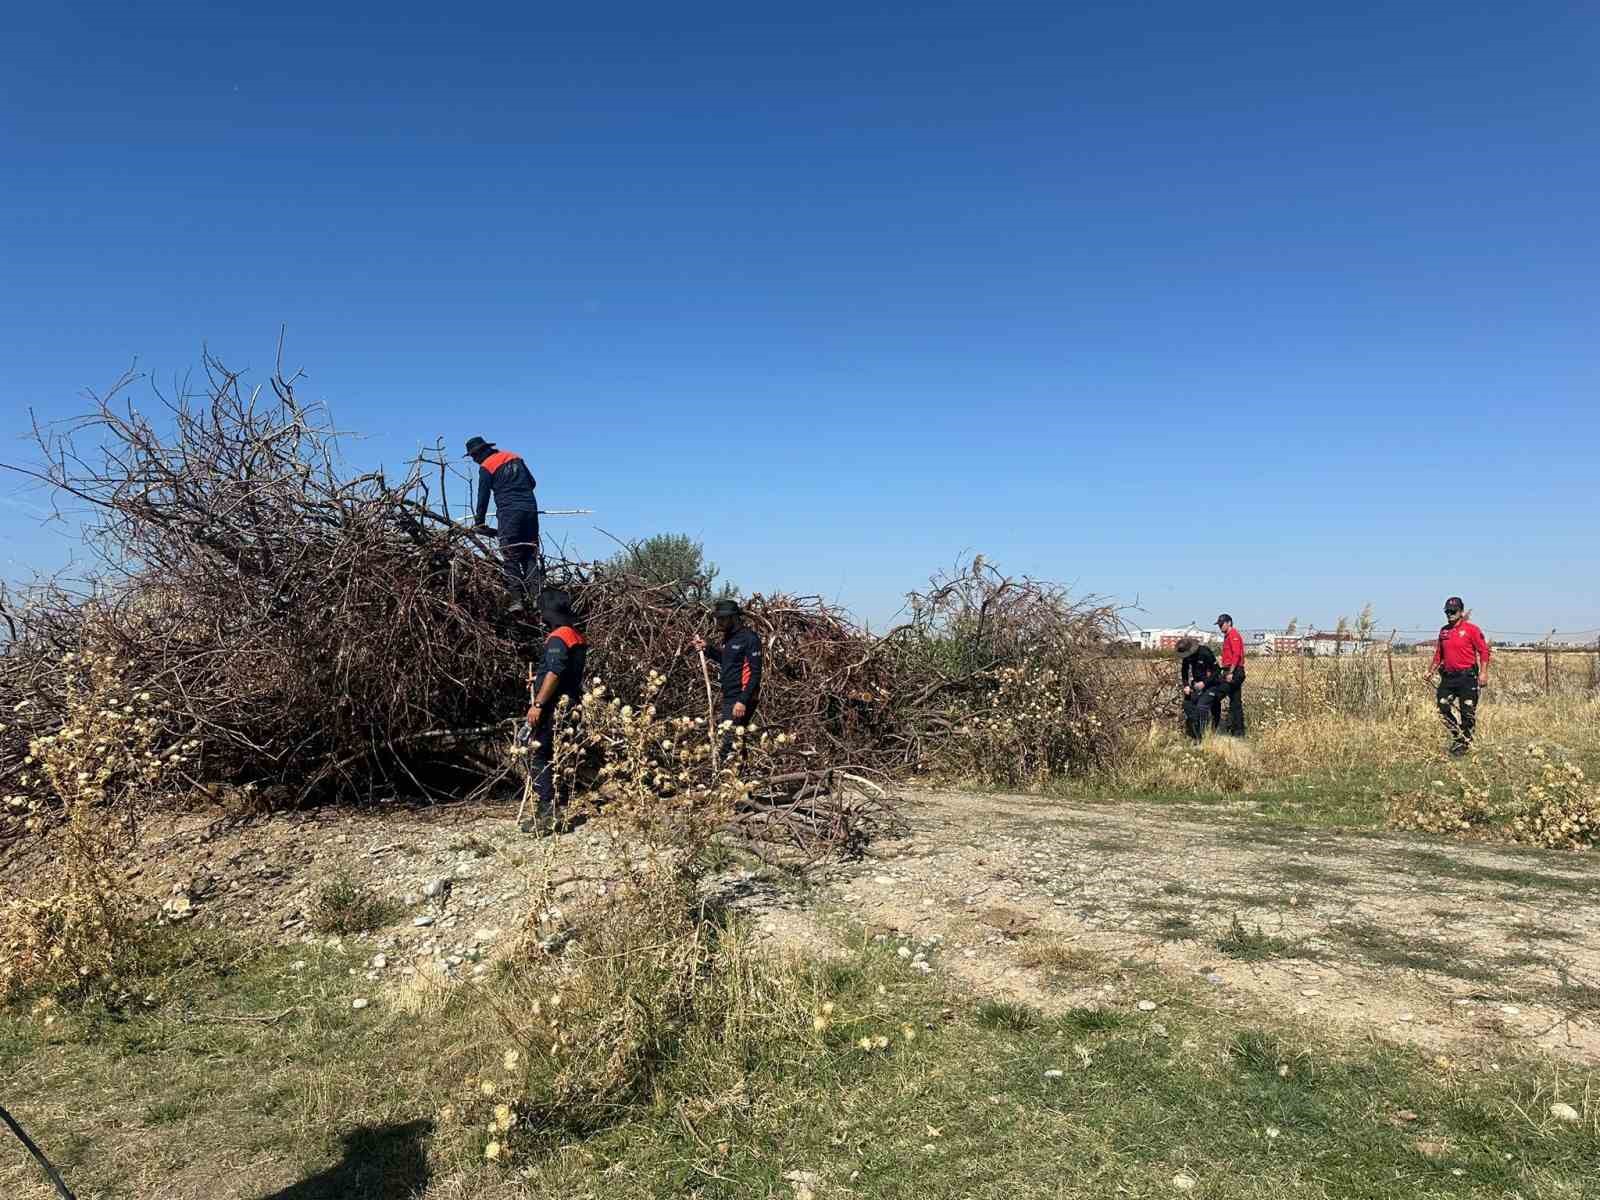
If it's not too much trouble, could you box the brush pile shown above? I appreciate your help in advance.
[1,354,1154,858]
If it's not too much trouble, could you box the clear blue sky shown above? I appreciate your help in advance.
[3,1,1596,637]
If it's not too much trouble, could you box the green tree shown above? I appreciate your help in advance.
[604,533,737,603]
[1284,616,1298,635]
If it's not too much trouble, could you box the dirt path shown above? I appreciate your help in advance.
[33,787,1600,1063]
[792,789,1600,1063]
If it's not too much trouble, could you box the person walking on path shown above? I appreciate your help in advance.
[693,599,763,758]
[1175,636,1220,740]
[1430,596,1491,756]
[1216,613,1247,736]
[524,589,587,820]
[466,435,541,610]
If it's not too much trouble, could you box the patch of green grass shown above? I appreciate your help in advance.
[974,1000,1046,1032]
[1497,950,1551,970]
[1215,915,1299,961]
[1331,922,1488,980]
[1508,922,1580,944]
[6,923,1600,1199]
[1024,939,1108,977]
[1257,859,1345,887]
[1156,914,1200,942]
[1548,980,1600,1016]
[308,872,404,935]
[1057,1006,1128,1034]
[1197,887,1276,909]
[1083,834,1136,853]
[1394,848,1594,895]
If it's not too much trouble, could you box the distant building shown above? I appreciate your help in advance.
[1302,631,1378,657]
[1131,627,1218,651]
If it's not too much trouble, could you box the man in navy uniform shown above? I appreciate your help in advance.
[465,435,540,610]
[524,588,587,817]
[694,599,763,758]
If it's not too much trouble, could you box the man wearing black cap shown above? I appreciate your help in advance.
[693,599,763,757]
[465,436,540,610]
[1430,597,1491,756]
[1215,613,1246,736]
[524,589,587,816]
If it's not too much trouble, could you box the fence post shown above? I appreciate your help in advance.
[1386,630,1396,709]
[1544,629,1553,696]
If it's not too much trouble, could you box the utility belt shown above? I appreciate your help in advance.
[1440,666,1479,679]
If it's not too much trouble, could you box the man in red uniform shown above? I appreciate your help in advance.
[1430,596,1491,755]
[1215,613,1246,736]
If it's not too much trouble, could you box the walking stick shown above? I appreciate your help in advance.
[700,653,720,772]
[515,662,536,826]
[1,1102,77,1200]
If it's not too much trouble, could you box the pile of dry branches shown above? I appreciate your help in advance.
[1,354,1152,859]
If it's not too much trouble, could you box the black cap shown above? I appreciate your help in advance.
[1215,613,1232,626]
[464,436,494,458]
[1444,596,1465,614]
[711,599,741,620]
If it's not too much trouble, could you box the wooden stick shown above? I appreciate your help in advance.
[700,649,721,772]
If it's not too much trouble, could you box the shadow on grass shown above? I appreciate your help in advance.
[257,1120,432,1200]
[1393,848,1596,895]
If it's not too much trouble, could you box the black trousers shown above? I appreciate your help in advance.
[1217,668,1246,736]
[1183,687,1217,740]
[530,717,561,810]
[719,698,757,758]
[497,507,542,599]
[1437,668,1480,748]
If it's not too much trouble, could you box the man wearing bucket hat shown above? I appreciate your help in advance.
[465,435,541,610]
[693,599,763,756]
[1430,596,1491,756]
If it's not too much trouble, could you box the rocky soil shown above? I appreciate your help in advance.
[16,787,1600,1061]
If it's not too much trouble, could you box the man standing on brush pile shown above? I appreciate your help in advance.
[1431,596,1491,756]
[1175,636,1219,740]
[466,435,541,611]
[694,599,762,758]
[524,588,587,818]
[1216,613,1247,736]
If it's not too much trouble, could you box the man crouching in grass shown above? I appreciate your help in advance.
[1175,636,1220,741]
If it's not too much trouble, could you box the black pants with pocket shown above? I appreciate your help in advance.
[497,506,542,600]
[1217,668,1246,736]
[1183,687,1217,740]
[530,716,558,810]
[719,698,757,759]
[1437,668,1480,748]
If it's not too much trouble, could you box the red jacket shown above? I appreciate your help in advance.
[1432,620,1491,672]
[1220,627,1245,670]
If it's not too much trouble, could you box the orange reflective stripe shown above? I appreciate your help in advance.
[481,450,519,474]
[550,626,585,648]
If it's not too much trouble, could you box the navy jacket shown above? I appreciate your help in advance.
[1180,646,1218,687]
[703,625,763,708]
[534,627,587,717]
[474,450,537,526]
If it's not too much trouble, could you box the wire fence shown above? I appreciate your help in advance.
[1227,638,1600,717]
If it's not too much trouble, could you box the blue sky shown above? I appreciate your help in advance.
[3,1,1596,637]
